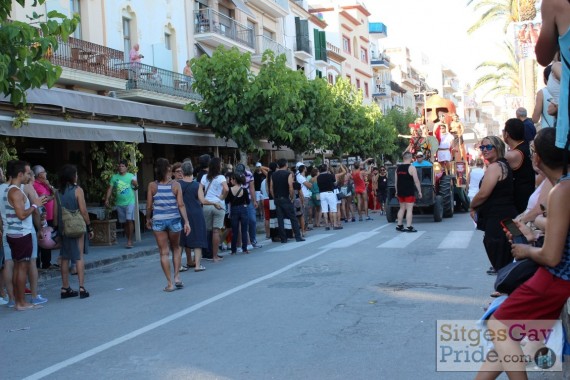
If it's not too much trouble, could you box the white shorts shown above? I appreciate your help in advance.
[320,191,338,213]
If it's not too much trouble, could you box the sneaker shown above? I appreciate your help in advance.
[31,295,48,305]
[6,300,15,308]
[246,244,254,250]
[366,216,373,221]
[237,248,243,253]
[25,288,32,295]
[0,297,8,306]
[252,243,263,249]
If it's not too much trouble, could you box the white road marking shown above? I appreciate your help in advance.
[24,248,332,380]
[377,231,426,248]
[372,223,392,232]
[437,231,475,249]
[267,234,333,252]
[322,232,379,249]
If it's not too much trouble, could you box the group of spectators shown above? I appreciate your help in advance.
[474,0,570,376]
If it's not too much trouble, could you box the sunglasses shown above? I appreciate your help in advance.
[479,144,494,151]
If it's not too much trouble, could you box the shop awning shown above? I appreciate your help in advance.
[231,0,255,18]
[144,126,238,147]
[0,114,145,142]
[0,87,198,125]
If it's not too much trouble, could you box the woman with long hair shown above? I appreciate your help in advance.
[146,158,191,292]
[57,164,93,299]
[199,157,228,262]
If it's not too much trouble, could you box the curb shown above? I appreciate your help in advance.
[38,246,159,282]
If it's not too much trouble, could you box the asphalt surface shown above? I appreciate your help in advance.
[1,212,566,379]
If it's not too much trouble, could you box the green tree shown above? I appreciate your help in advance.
[358,104,399,160]
[467,0,537,34]
[472,41,520,98]
[0,0,79,105]
[189,46,257,155]
[382,108,417,163]
[249,51,304,155]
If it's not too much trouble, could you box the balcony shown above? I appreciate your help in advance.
[370,52,391,69]
[194,9,255,54]
[443,79,459,92]
[294,35,313,61]
[113,63,202,107]
[401,72,419,88]
[253,35,293,67]
[372,84,389,99]
[48,36,127,91]
[247,0,289,18]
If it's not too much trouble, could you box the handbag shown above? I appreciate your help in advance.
[57,192,86,238]
[494,259,538,294]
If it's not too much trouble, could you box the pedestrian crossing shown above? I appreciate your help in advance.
[377,231,426,248]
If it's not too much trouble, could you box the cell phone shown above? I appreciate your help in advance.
[500,218,528,244]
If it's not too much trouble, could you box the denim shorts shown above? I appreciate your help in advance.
[152,217,182,233]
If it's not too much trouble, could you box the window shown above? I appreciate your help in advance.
[360,48,368,63]
[328,73,334,84]
[165,33,171,50]
[342,36,350,53]
[70,0,81,39]
[364,83,369,97]
[263,28,274,40]
[123,17,131,61]
[316,70,322,79]
[356,78,361,89]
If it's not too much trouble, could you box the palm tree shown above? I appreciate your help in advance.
[472,41,520,98]
[466,0,537,34]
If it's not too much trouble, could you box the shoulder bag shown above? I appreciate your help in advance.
[57,190,86,238]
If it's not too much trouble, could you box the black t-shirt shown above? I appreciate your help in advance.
[272,170,291,199]
[253,171,265,191]
[377,174,388,193]
[317,172,335,192]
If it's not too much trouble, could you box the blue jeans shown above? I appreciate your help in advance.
[247,202,257,244]
[231,206,249,253]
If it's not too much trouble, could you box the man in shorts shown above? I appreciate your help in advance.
[395,152,422,232]
[0,160,46,311]
[105,160,138,248]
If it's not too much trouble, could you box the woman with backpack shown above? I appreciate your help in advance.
[57,164,93,299]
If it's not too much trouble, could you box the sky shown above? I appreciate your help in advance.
[363,0,511,90]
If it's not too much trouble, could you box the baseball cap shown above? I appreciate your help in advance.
[416,152,424,157]
[295,162,304,169]
[255,162,262,167]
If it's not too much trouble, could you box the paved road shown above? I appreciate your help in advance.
[1,212,563,379]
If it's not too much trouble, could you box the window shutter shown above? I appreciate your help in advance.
[319,31,327,61]
[313,28,320,60]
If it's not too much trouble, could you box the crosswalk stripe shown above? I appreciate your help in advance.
[322,232,379,249]
[377,231,426,248]
[437,230,474,249]
[267,234,333,252]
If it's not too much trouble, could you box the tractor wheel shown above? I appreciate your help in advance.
[386,205,396,223]
[434,195,443,222]
[440,175,454,218]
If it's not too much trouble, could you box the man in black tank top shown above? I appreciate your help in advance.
[504,118,536,214]
[269,159,304,243]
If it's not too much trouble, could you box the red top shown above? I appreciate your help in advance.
[352,170,366,193]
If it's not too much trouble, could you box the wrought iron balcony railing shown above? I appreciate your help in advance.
[49,36,126,79]
[114,62,202,101]
[194,9,255,49]
[258,35,293,66]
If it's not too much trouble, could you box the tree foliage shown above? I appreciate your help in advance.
[0,0,79,105]
[473,41,520,98]
[466,0,536,34]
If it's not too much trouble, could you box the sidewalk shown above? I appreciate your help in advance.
[38,233,159,282]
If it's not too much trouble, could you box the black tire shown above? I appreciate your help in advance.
[386,205,396,223]
[434,195,443,222]
[440,175,454,218]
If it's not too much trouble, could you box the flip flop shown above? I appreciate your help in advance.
[194,265,206,272]
[163,286,176,292]
[175,282,184,289]
[179,265,189,272]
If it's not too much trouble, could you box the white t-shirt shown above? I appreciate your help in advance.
[468,167,485,199]
[296,172,312,198]
[200,174,227,204]
[260,178,269,200]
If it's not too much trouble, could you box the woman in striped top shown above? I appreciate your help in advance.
[146,158,191,292]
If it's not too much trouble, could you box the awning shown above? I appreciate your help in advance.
[144,126,238,147]
[0,87,198,125]
[0,114,145,142]
[195,43,214,58]
[231,0,255,18]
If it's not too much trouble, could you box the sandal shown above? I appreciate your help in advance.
[61,287,78,299]
[195,265,206,272]
[179,265,189,272]
[79,286,90,299]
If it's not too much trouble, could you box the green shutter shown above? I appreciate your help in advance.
[319,31,327,61]
[313,29,320,60]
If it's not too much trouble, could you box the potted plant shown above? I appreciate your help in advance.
[85,141,143,246]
